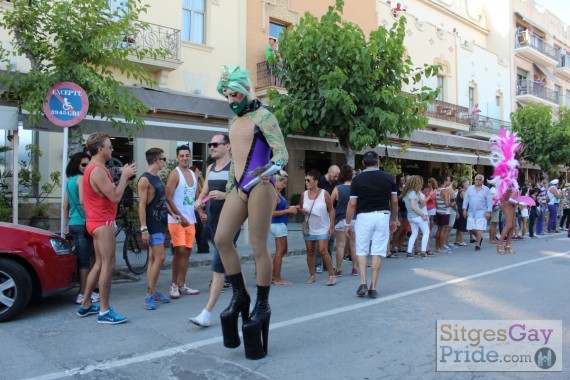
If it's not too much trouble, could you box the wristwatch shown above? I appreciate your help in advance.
[140,226,148,232]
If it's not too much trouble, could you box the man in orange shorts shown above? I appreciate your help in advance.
[165,144,200,298]
[77,133,136,324]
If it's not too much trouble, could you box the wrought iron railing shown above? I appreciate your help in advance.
[515,29,558,61]
[425,100,470,126]
[123,22,181,60]
[256,60,286,88]
[468,116,511,133]
[516,78,559,104]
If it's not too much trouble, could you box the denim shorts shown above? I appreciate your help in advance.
[209,225,225,274]
[149,232,165,247]
[270,223,288,238]
[68,224,93,269]
[304,233,329,241]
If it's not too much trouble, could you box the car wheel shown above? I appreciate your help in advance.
[0,258,33,323]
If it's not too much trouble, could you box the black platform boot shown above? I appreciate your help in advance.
[220,273,250,348]
[242,285,271,360]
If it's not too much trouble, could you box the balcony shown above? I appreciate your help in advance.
[425,100,470,130]
[554,54,570,81]
[516,78,560,107]
[124,22,182,73]
[255,60,287,98]
[465,115,511,140]
[515,30,558,67]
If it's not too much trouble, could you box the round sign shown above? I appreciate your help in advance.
[43,82,89,128]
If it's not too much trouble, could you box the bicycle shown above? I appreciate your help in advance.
[115,204,148,275]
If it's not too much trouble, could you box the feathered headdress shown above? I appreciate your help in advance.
[487,129,521,204]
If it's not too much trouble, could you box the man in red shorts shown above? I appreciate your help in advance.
[77,133,136,324]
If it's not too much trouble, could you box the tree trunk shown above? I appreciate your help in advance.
[341,145,356,168]
[68,125,84,157]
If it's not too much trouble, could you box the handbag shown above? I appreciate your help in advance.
[302,190,320,236]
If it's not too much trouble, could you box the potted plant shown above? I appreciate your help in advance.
[0,146,13,222]
[19,144,61,229]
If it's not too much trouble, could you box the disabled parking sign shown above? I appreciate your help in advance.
[43,82,89,128]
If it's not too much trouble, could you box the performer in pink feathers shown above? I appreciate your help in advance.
[487,129,523,255]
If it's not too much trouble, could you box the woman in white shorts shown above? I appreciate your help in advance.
[270,170,297,285]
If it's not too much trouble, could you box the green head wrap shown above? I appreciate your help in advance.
[216,65,253,97]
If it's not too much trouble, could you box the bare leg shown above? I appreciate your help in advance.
[176,247,191,287]
[273,236,291,285]
[83,226,115,312]
[369,256,383,291]
[305,240,316,279]
[334,231,346,272]
[205,272,225,312]
[357,256,368,285]
[146,244,165,295]
[317,239,334,276]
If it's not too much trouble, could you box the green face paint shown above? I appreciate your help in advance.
[230,96,248,115]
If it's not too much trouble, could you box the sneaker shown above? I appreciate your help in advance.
[169,283,180,299]
[77,303,100,317]
[179,284,200,295]
[356,284,368,297]
[144,295,156,310]
[343,256,352,262]
[368,289,378,299]
[75,293,85,305]
[351,268,358,276]
[189,313,211,328]
[91,292,100,303]
[97,308,127,324]
[315,265,323,274]
[406,252,414,258]
[153,292,171,303]
[335,270,342,277]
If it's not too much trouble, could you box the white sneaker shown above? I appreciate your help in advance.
[179,284,199,295]
[189,313,210,327]
[315,266,323,274]
[169,283,180,299]
[75,293,85,305]
[91,292,100,303]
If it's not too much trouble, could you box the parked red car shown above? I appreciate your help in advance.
[0,222,77,322]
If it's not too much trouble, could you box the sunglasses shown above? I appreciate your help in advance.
[208,142,227,148]
[157,157,167,162]
[80,163,88,167]
[304,178,312,182]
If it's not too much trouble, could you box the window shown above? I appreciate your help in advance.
[436,76,444,101]
[468,86,474,110]
[182,0,205,44]
[109,0,129,17]
[269,22,286,40]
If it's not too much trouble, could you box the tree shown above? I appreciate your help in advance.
[268,0,440,166]
[510,103,570,173]
[0,0,170,143]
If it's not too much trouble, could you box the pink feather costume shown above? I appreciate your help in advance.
[487,129,522,204]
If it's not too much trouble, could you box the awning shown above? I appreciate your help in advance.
[386,146,492,165]
[534,64,559,84]
[0,105,18,130]
[23,114,228,143]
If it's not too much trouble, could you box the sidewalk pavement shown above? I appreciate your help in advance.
[115,222,308,272]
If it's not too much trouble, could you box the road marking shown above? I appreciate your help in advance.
[25,251,569,380]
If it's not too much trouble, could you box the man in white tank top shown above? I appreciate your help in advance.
[165,144,200,299]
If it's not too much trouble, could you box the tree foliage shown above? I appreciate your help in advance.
[268,0,440,166]
[0,0,170,134]
[510,103,570,173]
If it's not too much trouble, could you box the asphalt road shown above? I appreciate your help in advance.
[1,233,569,380]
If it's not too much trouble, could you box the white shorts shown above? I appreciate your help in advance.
[467,216,487,231]
[448,210,456,227]
[354,211,390,257]
[334,219,347,231]
[270,223,288,238]
[428,208,436,216]
[521,208,529,218]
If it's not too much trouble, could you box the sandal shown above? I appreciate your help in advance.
[406,252,414,258]
[326,276,336,286]
[305,275,316,284]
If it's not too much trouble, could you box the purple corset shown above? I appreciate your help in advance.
[235,127,274,194]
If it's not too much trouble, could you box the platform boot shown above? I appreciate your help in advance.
[242,285,271,360]
[220,273,250,348]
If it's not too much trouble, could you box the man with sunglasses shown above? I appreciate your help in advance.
[137,148,170,310]
[165,144,200,299]
[190,134,232,327]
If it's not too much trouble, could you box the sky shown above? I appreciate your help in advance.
[538,0,570,25]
